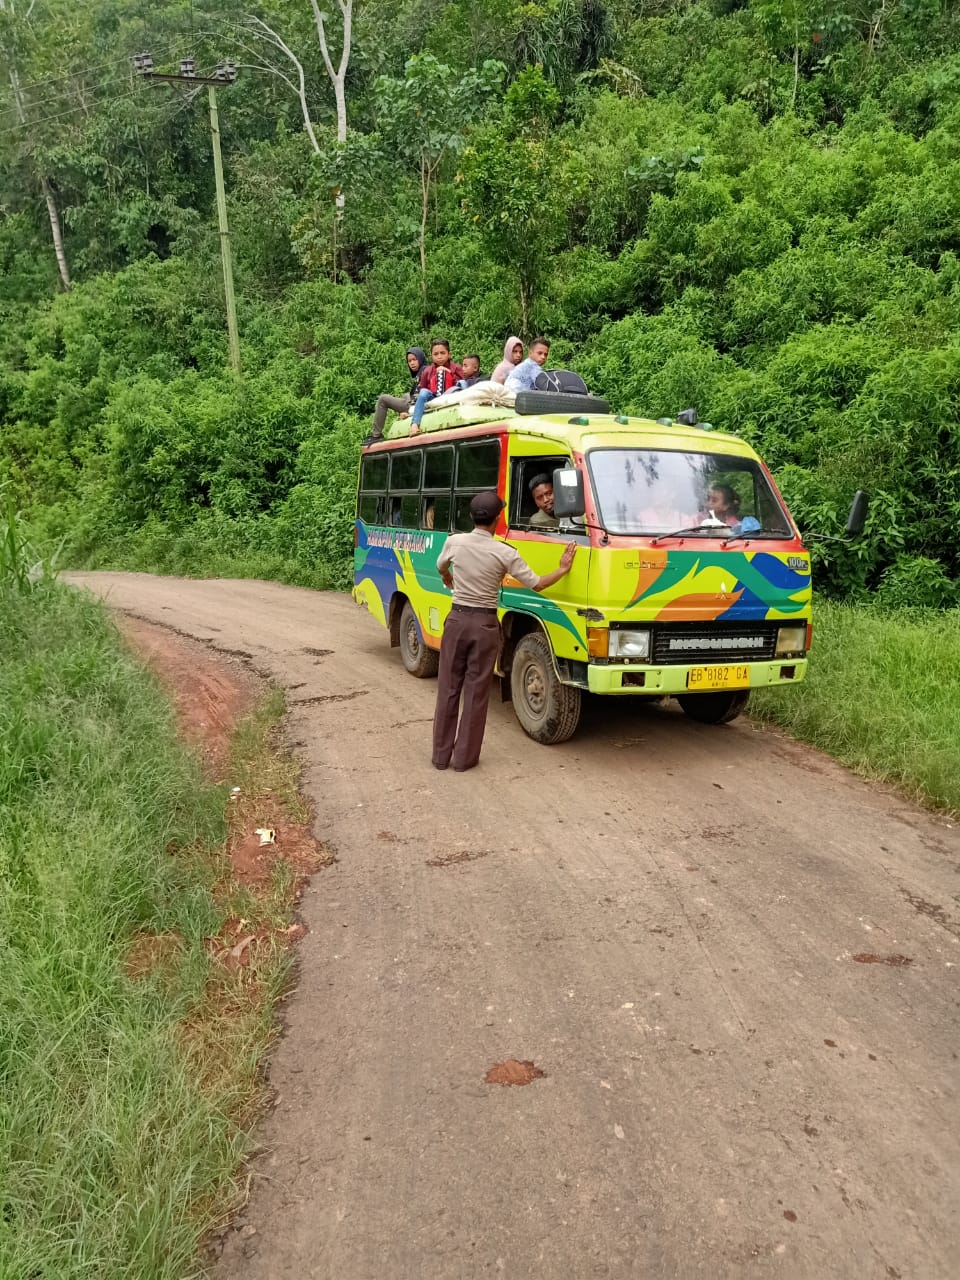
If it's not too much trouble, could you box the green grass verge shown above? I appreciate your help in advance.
[753,597,960,817]
[0,584,270,1278]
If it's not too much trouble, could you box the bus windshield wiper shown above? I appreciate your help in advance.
[721,528,792,546]
[650,524,726,545]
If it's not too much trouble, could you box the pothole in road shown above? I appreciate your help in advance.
[484,1059,545,1087]
[426,848,490,868]
[289,690,367,706]
[852,953,913,966]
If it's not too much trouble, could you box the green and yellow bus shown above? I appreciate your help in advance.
[353,400,828,744]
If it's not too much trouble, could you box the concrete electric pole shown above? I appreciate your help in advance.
[134,55,241,373]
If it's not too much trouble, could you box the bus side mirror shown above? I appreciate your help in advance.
[845,490,869,537]
[553,467,585,518]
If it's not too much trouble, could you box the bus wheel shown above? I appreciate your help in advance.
[399,601,439,678]
[510,632,581,744]
[677,690,750,725]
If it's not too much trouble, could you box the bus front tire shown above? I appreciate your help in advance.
[676,690,750,724]
[510,632,581,744]
[399,601,439,678]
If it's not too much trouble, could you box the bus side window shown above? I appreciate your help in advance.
[454,494,475,532]
[454,438,502,531]
[359,494,381,524]
[399,495,419,526]
[359,452,389,525]
[422,495,452,531]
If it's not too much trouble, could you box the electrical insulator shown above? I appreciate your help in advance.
[179,58,196,78]
[133,52,153,74]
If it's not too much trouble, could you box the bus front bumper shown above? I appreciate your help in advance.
[585,657,808,695]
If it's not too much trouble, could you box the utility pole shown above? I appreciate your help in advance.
[134,55,241,373]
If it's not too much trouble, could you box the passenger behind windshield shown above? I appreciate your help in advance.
[588,449,791,537]
[703,484,740,527]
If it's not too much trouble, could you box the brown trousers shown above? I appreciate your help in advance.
[432,608,501,770]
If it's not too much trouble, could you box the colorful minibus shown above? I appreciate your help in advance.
[353,401,818,744]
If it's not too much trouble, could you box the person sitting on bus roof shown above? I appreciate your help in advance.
[365,346,427,444]
[491,336,524,385]
[528,474,559,530]
[454,354,485,390]
[505,338,550,393]
[410,338,464,435]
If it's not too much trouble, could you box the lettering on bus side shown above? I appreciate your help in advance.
[367,530,433,553]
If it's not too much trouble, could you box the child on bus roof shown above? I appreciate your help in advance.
[491,336,524,384]
[410,338,464,434]
[365,346,427,444]
[454,354,485,390]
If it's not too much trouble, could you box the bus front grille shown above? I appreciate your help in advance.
[651,622,779,665]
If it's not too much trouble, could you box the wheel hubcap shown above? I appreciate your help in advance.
[405,620,420,655]
[522,662,546,715]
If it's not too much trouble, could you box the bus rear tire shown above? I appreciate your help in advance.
[510,632,581,744]
[399,600,439,678]
[677,690,750,724]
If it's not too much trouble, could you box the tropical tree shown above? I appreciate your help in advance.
[374,54,504,307]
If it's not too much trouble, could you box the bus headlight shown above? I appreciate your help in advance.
[776,624,807,656]
[609,628,651,661]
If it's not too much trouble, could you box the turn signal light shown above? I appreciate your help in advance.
[587,628,609,659]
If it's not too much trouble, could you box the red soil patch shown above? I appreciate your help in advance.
[852,953,913,966]
[116,613,329,977]
[484,1059,546,1086]
[116,615,257,776]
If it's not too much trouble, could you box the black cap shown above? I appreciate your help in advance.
[469,491,504,524]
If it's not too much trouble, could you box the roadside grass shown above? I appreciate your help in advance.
[753,597,960,817]
[55,509,345,592]
[0,583,307,1278]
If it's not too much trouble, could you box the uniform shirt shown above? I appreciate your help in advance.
[437,529,539,608]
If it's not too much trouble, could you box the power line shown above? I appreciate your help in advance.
[0,41,193,125]
[9,39,186,95]
[5,83,162,134]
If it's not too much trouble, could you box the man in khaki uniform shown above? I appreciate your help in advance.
[432,491,575,772]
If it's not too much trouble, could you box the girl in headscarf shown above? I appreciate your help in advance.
[491,336,524,385]
[366,346,428,442]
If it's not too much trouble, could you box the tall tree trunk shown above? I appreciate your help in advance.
[419,158,429,311]
[39,174,72,291]
[311,0,353,273]
[3,8,72,292]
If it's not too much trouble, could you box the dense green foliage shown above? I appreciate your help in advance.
[2,0,960,601]
[754,597,960,815]
[0,582,241,1276]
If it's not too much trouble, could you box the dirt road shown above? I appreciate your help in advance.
[70,572,959,1279]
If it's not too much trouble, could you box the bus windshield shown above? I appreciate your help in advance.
[587,448,793,537]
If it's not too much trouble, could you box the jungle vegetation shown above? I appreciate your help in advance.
[1,0,959,605]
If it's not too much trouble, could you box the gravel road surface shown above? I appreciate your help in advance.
[69,572,960,1279]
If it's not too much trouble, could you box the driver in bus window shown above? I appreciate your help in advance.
[528,474,559,530]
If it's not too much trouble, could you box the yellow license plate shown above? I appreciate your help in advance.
[687,664,750,691]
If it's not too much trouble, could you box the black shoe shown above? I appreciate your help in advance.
[362,433,382,446]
